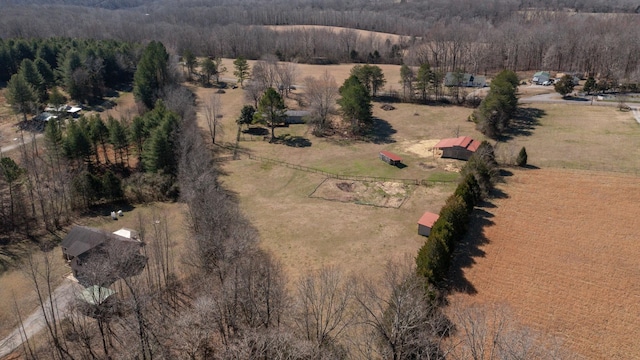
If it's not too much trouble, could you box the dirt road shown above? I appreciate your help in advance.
[0,279,80,359]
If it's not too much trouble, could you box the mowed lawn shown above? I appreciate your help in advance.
[505,103,640,172]
[448,168,640,359]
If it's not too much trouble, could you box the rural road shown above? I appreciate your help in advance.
[0,133,42,155]
[0,279,80,359]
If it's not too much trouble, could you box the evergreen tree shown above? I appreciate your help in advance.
[236,105,256,130]
[583,76,597,95]
[399,64,415,101]
[415,63,431,102]
[134,41,169,109]
[61,51,85,101]
[200,57,217,86]
[516,147,528,167]
[337,75,372,136]
[89,115,110,164]
[554,75,576,98]
[257,87,287,141]
[350,64,386,96]
[6,73,36,122]
[233,56,250,88]
[34,57,55,88]
[108,116,129,166]
[18,59,47,103]
[182,49,197,80]
[102,170,123,200]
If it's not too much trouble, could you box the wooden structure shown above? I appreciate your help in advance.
[418,212,440,237]
[379,151,402,166]
[434,136,481,161]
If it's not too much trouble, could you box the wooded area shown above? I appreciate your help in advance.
[1,0,639,81]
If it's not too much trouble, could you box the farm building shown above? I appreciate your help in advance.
[444,72,486,87]
[285,110,310,124]
[434,136,481,160]
[418,212,440,237]
[379,150,402,166]
[532,71,551,84]
[61,226,145,286]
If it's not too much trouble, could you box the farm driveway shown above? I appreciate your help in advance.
[0,278,80,359]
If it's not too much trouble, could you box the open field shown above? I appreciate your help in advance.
[219,159,456,280]
[262,25,412,43]
[448,168,640,359]
[503,103,640,172]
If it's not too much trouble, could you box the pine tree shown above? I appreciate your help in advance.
[337,75,372,136]
[233,56,250,88]
[257,87,287,141]
[516,147,528,167]
[6,73,36,122]
[133,41,169,109]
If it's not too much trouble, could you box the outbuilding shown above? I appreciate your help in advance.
[418,212,440,237]
[532,71,551,85]
[379,151,402,166]
[284,110,310,124]
[434,136,481,161]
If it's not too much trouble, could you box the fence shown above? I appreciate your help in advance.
[213,143,456,186]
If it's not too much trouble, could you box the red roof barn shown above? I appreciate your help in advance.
[379,151,402,166]
[418,212,440,237]
[434,136,481,160]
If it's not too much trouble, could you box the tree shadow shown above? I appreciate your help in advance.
[273,134,312,148]
[242,126,269,136]
[364,117,397,144]
[501,107,545,140]
[446,200,498,295]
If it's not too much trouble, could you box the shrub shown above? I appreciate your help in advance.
[516,147,528,167]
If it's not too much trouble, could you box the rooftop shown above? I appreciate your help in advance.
[379,150,402,162]
[418,212,440,228]
[434,136,481,152]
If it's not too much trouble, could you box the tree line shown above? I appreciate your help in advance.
[2,2,640,82]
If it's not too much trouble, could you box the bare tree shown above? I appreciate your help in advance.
[355,259,451,360]
[303,71,338,136]
[294,267,354,355]
[204,93,223,144]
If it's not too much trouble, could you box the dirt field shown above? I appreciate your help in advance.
[448,168,640,359]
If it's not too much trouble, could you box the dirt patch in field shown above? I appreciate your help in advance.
[449,168,640,359]
[403,139,440,158]
[310,178,412,208]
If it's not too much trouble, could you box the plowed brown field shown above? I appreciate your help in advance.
[449,168,640,359]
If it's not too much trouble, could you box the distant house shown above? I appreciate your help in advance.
[61,226,145,286]
[444,72,486,87]
[379,151,402,166]
[434,136,481,161]
[418,212,439,237]
[285,110,310,124]
[532,71,551,85]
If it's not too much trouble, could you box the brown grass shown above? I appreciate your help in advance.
[448,168,640,359]
[261,25,412,43]
[0,250,68,340]
[504,103,640,172]
[220,159,456,281]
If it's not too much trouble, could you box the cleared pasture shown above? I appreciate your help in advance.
[448,168,640,359]
[504,103,640,172]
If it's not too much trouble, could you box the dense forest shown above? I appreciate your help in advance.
[1,0,640,80]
